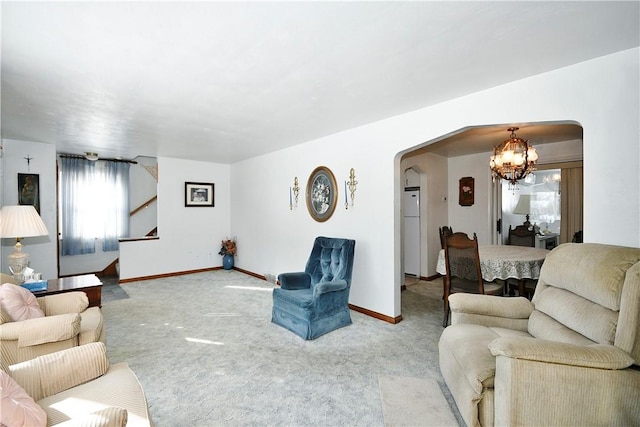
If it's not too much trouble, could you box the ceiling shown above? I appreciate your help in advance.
[1,2,638,164]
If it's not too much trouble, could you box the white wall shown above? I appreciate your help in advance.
[118,156,231,280]
[230,48,640,319]
[128,156,158,238]
[5,49,637,321]
[0,139,58,279]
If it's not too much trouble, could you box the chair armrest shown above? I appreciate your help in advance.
[449,294,533,330]
[39,292,89,315]
[489,336,634,369]
[313,280,347,297]
[278,272,311,290]
[0,313,80,347]
[8,342,109,401]
[55,406,128,427]
[450,293,534,318]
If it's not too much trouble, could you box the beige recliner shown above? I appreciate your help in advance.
[439,243,640,426]
[1,275,104,365]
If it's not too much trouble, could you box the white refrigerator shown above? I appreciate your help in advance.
[404,189,420,277]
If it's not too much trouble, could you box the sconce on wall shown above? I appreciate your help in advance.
[290,177,300,210]
[344,168,358,209]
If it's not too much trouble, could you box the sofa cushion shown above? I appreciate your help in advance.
[0,370,47,427]
[531,287,616,345]
[0,283,45,322]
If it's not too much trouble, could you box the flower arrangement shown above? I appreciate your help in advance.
[218,238,237,256]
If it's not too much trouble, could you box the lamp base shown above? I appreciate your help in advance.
[7,240,29,283]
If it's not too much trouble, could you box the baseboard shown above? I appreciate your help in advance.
[233,266,270,282]
[349,304,402,324]
[120,266,400,324]
[119,267,220,283]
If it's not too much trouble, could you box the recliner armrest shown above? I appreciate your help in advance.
[450,293,533,319]
[278,272,311,290]
[489,336,634,369]
[313,280,347,297]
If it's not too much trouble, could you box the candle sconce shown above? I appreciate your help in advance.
[345,168,358,209]
[290,176,300,210]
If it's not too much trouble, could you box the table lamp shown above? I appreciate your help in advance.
[513,194,532,228]
[0,205,49,282]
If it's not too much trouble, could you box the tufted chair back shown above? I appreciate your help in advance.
[305,236,355,288]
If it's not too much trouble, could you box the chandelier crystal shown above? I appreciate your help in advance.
[489,127,538,188]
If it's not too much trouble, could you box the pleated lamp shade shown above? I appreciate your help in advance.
[0,205,49,238]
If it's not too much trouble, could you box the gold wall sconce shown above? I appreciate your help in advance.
[344,168,357,209]
[290,177,300,210]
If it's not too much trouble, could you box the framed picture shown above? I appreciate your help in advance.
[18,173,40,213]
[459,176,474,206]
[306,166,338,222]
[185,182,214,207]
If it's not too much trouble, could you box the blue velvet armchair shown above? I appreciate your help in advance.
[271,236,356,340]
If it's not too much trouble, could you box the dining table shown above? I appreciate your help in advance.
[436,245,550,297]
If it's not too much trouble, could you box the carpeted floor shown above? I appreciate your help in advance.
[102,271,463,427]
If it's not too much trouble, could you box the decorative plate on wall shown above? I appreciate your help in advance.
[306,166,338,222]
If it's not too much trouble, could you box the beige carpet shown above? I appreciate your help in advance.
[379,375,458,427]
[104,271,464,426]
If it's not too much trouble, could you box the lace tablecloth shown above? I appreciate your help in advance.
[436,245,550,282]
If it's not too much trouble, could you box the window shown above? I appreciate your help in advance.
[502,169,561,240]
[501,162,583,245]
[58,157,130,255]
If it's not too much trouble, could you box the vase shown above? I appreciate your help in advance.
[223,254,234,270]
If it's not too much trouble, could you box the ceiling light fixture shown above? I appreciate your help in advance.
[85,152,99,161]
[489,127,538,188]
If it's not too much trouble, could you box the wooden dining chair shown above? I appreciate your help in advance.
[507,225,536,247]
[439,226,453,249]
[443,232,503,326]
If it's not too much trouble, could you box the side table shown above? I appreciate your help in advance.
[33,274,103,308]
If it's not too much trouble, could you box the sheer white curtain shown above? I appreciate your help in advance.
[59,157,130,255]
[60,157,97,255]
[102,161,130,251]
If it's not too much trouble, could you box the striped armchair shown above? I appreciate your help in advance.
[2,342,152,426]
[0,275,104,365]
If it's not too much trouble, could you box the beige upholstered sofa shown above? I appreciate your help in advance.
[439,243,640,426]
[0,280,105,365]
[2,342,152,426]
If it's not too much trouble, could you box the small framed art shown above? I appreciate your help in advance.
[18,173,40,213]
[306,166,338,222]
[459,176,474,206]
[185,182,214,207]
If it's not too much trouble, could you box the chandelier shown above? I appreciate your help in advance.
[489,127,538,187]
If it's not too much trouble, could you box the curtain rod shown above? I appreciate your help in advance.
[58,153,138,164]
